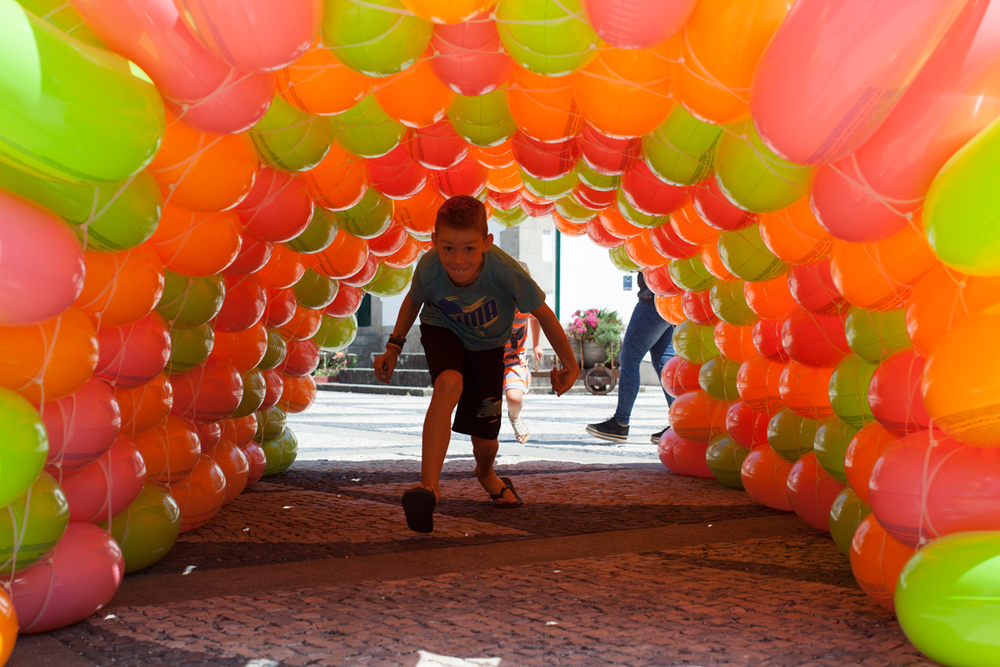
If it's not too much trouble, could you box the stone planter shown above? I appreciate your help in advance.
[577,340,618,369]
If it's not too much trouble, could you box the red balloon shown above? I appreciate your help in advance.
[725,401,769,449]
[410,120,469,170]
[263,288,297,328]
[324,284,364,317]
[868,349,930,436]
[741,446,794,511]
[367,221,409,257]
[241,441,267,487]
[788,261,848,315]
[260,368,284,411]
[786,451,846,532]
[95,312,171,388]
[170,358,244,421]
[430,153,488,198]
[736,357,785,415]
[681,289,719,325]
[42,378,122,472]
[643,265,683,297]
[520,197,555,217]
[215,275,266,333]
[280,338,321,377]
[574,184,617,211]
[340,252,380,287]
[579,123,640,175]
[658,429,713,477]
[622,160,690,216]
[511,132,580,180]
[236,168,314,243]
[488,188,521,210]
[368,142,427,200]
[692,176,758,231]
[225,234,273,275]
[751,318,789,362]
[781,308,850,368]
[585,217,623,249]
[660,355,702,398]
[649,221,700,260]
[195,420,222,453]
[430,15,512,96]
[58,433,145,523]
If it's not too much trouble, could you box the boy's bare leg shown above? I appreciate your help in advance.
[472,435,518,505]
[419,370,463,499]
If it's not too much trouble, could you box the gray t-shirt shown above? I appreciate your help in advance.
[408,246,546,351]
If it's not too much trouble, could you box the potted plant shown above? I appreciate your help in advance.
[312,351,357,383]
[567,308,623,369]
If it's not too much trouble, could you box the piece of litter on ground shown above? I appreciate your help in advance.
[415,650,501,667]
[243,527,250,532]
[243,660,280,667]
[351,478,361,482]
[182,565,197,575]
[708,524,713,527]
[283,506,293,509]
[553,570,561,573]
[104,614,117,620]
[545,621,558,626]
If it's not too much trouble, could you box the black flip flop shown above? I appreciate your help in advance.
[491,477,524,509]
[402,488,437,533]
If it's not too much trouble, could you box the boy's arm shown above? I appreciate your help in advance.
[529,303,580,396]
[373,292,422,384]
[528,315,543,363]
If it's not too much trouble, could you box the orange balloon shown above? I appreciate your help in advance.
[313,231,370,279]
[700,243,735,281]
[598,207,643,239]
[740,445,794,511]
[395,186,445,235]
[778,359,835,420]
[829,223,939,312]
[744,275,798,320]
[147,203,242,277]
[736,356,785,415]
[279,373,317,413]
[302,142,369,211]
[552,211,588,236]
[485,161,523,193]
[655,294,685,324]
[469,138,515,169]
[220,413,258,448]
[905,265,1000,357]
[670,200,720,246]
[149,115,258,213]
[507,65,582,142]
[374,57,455,129]
[210,322,269,373]
[383,237,422,268]
[759,197,833,266]
[573,43,673,138]
[276,45,374,116]
[116,373,174,437]
[672,0,792,124]
[168,454,227,533]
[843,422,898,505]
[849,514,916,612]
[208,439,250,504]
[276,305,323,341]
[0,307,98,403]
[257,245,308,289]
[713,322,756,362]
[132,414,201,483]
[75,244,165,328]
[624,230,668,269]
[668,389,728,443]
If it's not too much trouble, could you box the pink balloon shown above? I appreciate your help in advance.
[868,349,931,436]
[241,441,267,487]
[810,0,1000,241]
[751,0,970,165]
[409,121,469,170]
[520,198,555,217]
[41,378,122,472]
[511,132,580,181]
[236,168,315,243]
[582,0,696,49]
[725,401,770,449]
[96,312,172,388]
[869,429,1000,547]
[658,430,713,478]
[9,522,124,633]
[691,177,758,231]
[58,434,147,523]
[787,261,848,316]
[579,123,640,176]
[0,191,85,326]
[70,0,274,134]
[173,0,322,71]
[752,318,789,363]
[430,154,488,198]
[621,161,690,216]
[786,451,845,531]
[215,275,267,333]
[368,144,428,200]
[430,14,512,96]
[780,308,850,368]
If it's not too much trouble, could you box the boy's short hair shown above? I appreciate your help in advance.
[436,195,488,238]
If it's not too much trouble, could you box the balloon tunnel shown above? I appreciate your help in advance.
[2,0,1000,664]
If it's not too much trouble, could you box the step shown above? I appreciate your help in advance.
[368,352,428,370]
[316,383,433,397]
[336,367,431,387]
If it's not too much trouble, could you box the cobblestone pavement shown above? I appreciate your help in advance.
[9,393,939,667]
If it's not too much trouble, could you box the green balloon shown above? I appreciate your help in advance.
[322,0,432,77]
[0,1,164,183]
[767,407,819,463]
[0,162,161,252]
[608,244,641,273]
[668,256,716,292]
[250,96,331,172]
[709,280,757,326]
[313,314,358,352]
[17,0,106,48]
[334,187,393,239]
[718,224,788,283]
[156,271,226,326]
[576,162,621,191]
[491,204,528,228]
[0,387,48,508]
[643,105,722,187]
[845,307,911,363]
[520,169,577,200]
[365,263,414,297]
[106,482,181,573]
[285,207,339,254]
[255,406,288,443]
[262,428,298,476]
[924,113,1000,276]
[714,121,812,214]
[231,369,266,419]
[332,94,405,159]
[449,88,517,147]
[555,195,596,224]
[672,320,720,364]
[166,323,215,374]
[293,269,340,310]
[616,189,667,229]
[698,357,741,401]
[0,471,69,574]
[829,354,878,429]
[896,531,1000,667]
[496,0,597,76]
[705,434,748,489]
[813,415,860,484]
[828,488,871,557]
[258,329,288,370]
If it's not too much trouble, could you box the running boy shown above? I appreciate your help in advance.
[373,195,579,533]
[504,262,544,444]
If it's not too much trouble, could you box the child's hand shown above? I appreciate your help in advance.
[532,344,544,363]
[550,366,579,396]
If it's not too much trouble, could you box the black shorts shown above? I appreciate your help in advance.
[420,324,505,439]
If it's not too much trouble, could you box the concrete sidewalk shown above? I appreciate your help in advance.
[8,392,937,667]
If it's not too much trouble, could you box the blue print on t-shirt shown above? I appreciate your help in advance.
[438,296,499,329]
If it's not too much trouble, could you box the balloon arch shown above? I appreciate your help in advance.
[2,0,1000,664]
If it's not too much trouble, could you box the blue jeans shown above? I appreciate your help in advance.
[613,299,674,426]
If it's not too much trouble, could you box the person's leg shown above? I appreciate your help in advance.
[506,387,524,419]
[419,369,462,499]
[471,436,518,505]
[649,323,676,407]
[613,300,671,426]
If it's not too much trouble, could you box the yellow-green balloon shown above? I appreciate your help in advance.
[449,88,516,148]
[294,270,340,310]
[18,0,106,48]
[332,94,405,159]
[698,357,741,401]
[0,387,48,508]
[313,314,358,352]
[334,187,393,239]
[767,407,818,463]
[828,487,871,557]
[845,307,910,363]
[718,224,787,283]
[258,329,288,370]
[156,272,226,326]
[705,434,748,489]
[496,0,598,76]
[262,428,298,476]
[491,205,528,228]
[285,207,339,254]
[828,354,878,429]
[106,482,181,573]
[166,323,215,374]
[643,105,722,187]
[576,162,620,191]
[714,121,812,214]
[231,369,266,419]
[616,189,667,229]
[813,414,860,484]
[0,0,164,183]
[608,244,640,273]
[0,471,69,574]
[250,96,331,173]
[520,169,577,200]
[668,256,716,292]
[365,264,415,297]
[555,194,596,223]
[322,0,432,77]
[255,406,287,443]
[710,280,757,326]
[672,320,719,364]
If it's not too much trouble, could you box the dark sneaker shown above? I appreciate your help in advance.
[586,418,629,443]
[650,426,671,444]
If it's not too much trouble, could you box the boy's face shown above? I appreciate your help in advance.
[432,224,493,287]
